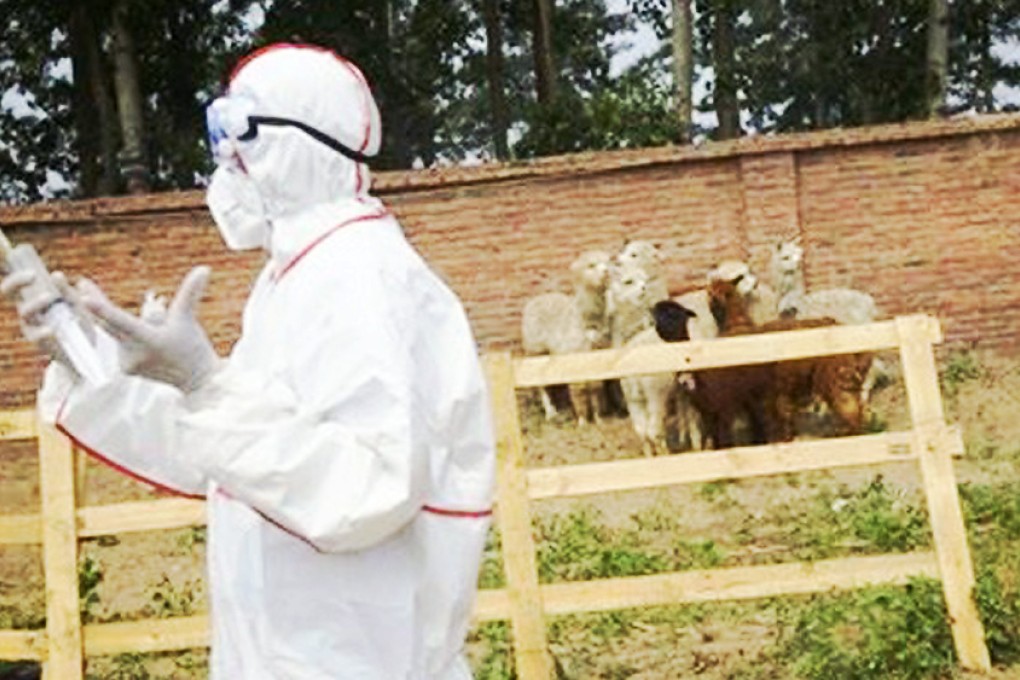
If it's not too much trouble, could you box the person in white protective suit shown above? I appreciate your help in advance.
[2,43,496,679]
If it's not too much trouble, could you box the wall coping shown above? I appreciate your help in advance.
[2,113,1019,228]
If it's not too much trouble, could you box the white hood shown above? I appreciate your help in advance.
[211,44,387,263]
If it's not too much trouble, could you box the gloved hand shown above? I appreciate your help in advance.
[0,268,96,371]
[79,266,221,393]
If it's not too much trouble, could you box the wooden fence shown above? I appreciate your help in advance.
[0,314,991,677]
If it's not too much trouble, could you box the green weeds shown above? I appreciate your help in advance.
[778,580,955,679]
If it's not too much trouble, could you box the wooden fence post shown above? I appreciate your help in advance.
[896,316,990,672]
[483,352,554,679]
[37,419,84,679]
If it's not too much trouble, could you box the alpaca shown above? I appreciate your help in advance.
[521,249,612,423]
[770,238,878,325]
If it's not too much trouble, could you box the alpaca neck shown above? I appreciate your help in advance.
[575,287,607,332]
[717,292,756,334]
[775,267,804,298]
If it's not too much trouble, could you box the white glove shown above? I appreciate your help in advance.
[0,268,96,372]
[79,266,221,393]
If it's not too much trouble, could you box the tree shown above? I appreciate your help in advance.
[0,0,256,203]
[926,0,949,117]
[111,0,150,193]
[947,0,1020,114]
[68,0,119,196]
[670,0,694,142]
[532,0,558,105]
[482,0,510,159]
[704,0,741,139]
[511,0,638,157]
[739,1,930,131]
[259,0,474,169]
[0,0,77,202]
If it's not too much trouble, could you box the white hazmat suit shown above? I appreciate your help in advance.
[36,44,496,679]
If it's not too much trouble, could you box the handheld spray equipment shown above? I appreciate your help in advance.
[0,228,108,384]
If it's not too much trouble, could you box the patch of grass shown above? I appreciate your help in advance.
[777,579,955,679]
[770,475,929,560]
[699,480,735,503]
[674,538,725,570]
[79,554,103,622]
[941,349,982,397]
[87,652,151,680]
[975,566,1020,666]
[629,504,679,533]
[175,526,206,553]
[550,610,635,643]
[536,507,669,583]
[961,482,1020,540]
[0,604,44,630]
[478,527,506,589]
[961,481,1020,665]
[469,622,516,680]
[145,575,202,618]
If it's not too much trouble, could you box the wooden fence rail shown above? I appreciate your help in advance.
[0,314,991,677]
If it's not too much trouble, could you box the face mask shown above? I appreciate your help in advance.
[206,164,270,251]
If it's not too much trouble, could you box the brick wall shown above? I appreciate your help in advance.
[1,115,1019,406]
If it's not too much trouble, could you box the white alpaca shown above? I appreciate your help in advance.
[521,249,611,423]
[611,241,708,453]
[607,264,667,347]
[619,326,692,456]
[770,239,878,325]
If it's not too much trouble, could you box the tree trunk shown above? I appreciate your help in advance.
[69,2,119,196]
[110,0,150,193]
[978,19,995,113]
[483,0,510,159]
[712,0,741,139]
[68,6,99,197]
[532,0,557,104]
[670,0,694,143]
[926,0,949,117]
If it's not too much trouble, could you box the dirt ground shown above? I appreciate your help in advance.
[2,347,1020,678]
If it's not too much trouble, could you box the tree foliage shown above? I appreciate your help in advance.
[1,0,1019,204]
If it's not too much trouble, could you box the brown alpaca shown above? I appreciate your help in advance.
[654,280,872,448]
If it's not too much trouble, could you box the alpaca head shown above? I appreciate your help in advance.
[773,239,804,276]
[616,240,662,278]
[708,278,754,331]
[651,300,696,342]
[571,250,611,292]
[709,260,759,298]
[608,265,652,310]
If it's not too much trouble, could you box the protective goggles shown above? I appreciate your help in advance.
[205,95,373,164]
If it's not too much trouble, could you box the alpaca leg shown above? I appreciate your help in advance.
[538,387,558,420]
[681,398,705,451]
[771,393,797,442]
[645,374,677,455]
[566,383,586,425]
[621,378,654,454]
[567,382,599,425]
[631,407,652,456]
[671,373,702,451]
[588,381,605,424]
